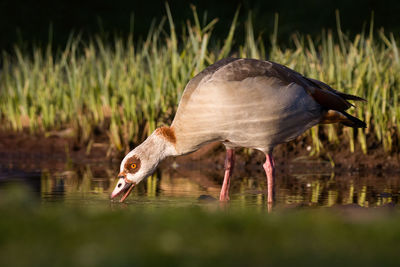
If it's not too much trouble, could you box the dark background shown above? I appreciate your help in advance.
[1,0,400,51]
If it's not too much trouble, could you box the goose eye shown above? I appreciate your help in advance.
[130,163,136,169]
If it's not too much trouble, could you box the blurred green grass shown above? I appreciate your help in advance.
[0,186,400,266]
[0,5,399,154]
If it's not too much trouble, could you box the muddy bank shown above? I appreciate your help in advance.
[0,131,399,173]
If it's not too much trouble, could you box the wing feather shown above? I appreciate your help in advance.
[211,58,364,113]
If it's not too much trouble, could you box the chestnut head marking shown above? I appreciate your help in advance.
[124,156,141,174]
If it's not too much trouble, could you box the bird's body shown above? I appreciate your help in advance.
[111,58,366,203]
[172,58,323,154]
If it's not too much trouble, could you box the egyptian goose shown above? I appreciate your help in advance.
[111,58,366,203]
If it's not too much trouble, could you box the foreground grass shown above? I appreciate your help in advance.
[1,6,399,154]
[0,188,400,266]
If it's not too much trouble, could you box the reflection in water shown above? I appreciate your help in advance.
[0,163,399,209]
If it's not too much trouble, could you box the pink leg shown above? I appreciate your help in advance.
[219,149,235,201]
[263,152,275,203]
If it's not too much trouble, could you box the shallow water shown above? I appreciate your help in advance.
[2,159,400,266]
[0,160,399,210]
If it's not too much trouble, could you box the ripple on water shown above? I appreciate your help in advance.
[0,164,399,210]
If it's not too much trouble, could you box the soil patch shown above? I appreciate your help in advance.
[0,130,399,173]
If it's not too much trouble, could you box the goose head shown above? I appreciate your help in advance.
[110,153,142,203]
[110,127,177,202]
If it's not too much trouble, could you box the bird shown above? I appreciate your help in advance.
[110,57,366,203]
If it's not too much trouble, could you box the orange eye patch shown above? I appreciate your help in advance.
[131,163,136,169]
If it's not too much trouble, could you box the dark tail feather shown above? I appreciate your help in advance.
[341,111,367,128]
[337,92,366,102]
[305,77,367,102]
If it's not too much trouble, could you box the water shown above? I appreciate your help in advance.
[1,160,398,210]
[1,159,400,266]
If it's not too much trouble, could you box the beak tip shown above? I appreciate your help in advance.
[110,178,135,203]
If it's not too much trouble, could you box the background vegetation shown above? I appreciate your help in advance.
[0,3,399,155]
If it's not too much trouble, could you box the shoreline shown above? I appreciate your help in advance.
[1,131,399,173]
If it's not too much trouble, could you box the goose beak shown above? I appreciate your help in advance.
[111,176,135,203]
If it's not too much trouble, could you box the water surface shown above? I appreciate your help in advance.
[1,160,398,210]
